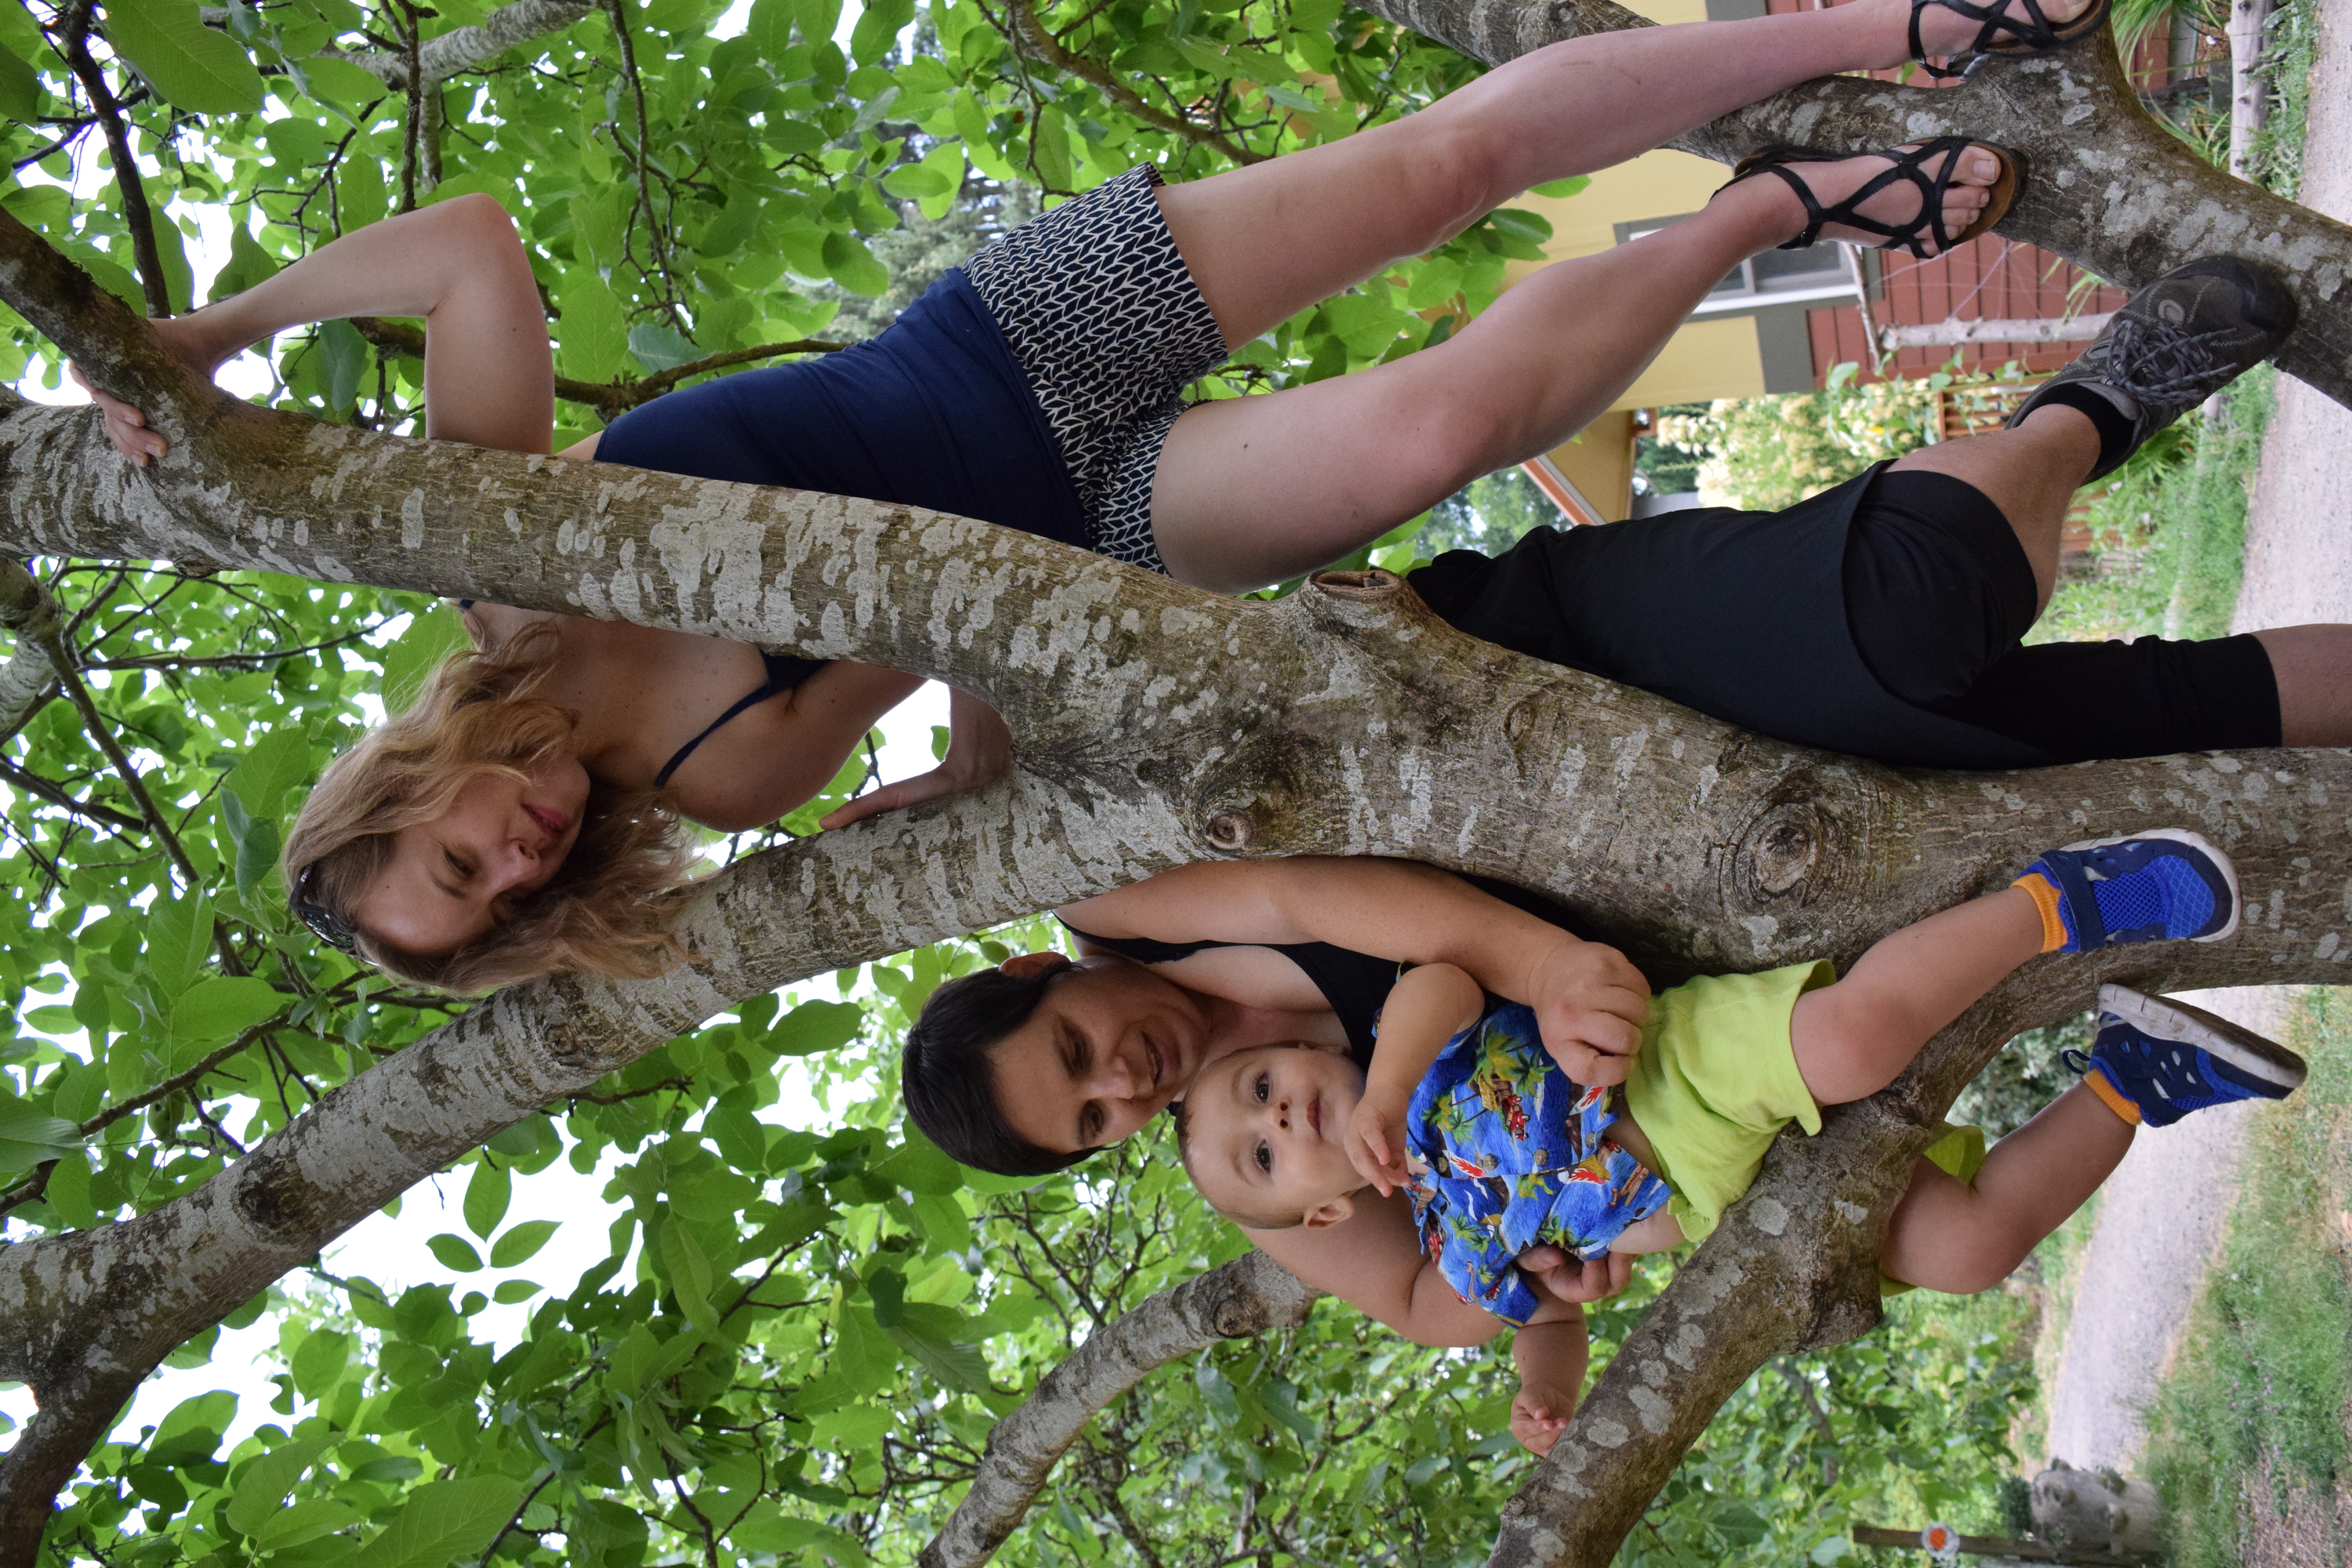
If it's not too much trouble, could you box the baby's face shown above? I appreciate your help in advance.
[1187,1044,1369,1226]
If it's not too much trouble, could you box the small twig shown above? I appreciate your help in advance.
[0,756,147,833]
[58,0,174,315]
[82,626,377,670]
[600,0,681,318]
[397,0,424,210]
[347,315,848,410]
[0,557,193,885]
[996,0,1265,165]
[0,1021,279,1218]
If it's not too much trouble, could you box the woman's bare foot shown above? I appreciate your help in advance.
[1862,0,2100,69]
[1713,143,2006,257]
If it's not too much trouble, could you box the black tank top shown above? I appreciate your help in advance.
[1058,875,1593,1066]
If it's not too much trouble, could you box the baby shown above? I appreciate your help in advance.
[1176,830,2307,1453]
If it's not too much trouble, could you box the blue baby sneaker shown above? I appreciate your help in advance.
[2067,984,2306,1127]
[2013,828,2239,951]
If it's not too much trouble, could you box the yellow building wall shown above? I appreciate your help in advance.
[1498,0,1766,418]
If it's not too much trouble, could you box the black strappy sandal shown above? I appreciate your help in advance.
[1715,138,2022,261]
[1907,0,2113,80]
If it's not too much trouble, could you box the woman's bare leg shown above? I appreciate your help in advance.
[1878,1084,2132,1294]
[1156,0,2083,343]
[1156,146,2005,589]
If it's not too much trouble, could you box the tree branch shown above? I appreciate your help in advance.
[200,0,597,91]
[0,556,197,887]
[347,315,848,413]
[0,753,148,833]
[995,0,1269,165]
[919,1252,1320,1568]
[58,0,172,317]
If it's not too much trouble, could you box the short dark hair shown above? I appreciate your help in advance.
[902,964,1091,1177]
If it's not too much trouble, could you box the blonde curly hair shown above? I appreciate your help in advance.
[282,624,699,993]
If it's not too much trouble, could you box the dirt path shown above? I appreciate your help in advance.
[2039,0,2352,1471]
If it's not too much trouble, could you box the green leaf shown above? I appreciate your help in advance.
[847,0,911,64]
[424,1232,484,1272]
[379,604,467,713]
[463,1159,510,1240]
[254,1496,366,1550]
[492,1278,542,1304]
[169,975,283,1044]
[488,1218,559,1268]
[289,53,385,111]
[104,0,265,113]
[318,317,369,412]
[289,1327,350,1400]
[767,1000,863,1058]
[731,1501,871,1563]
[820,230,888,297]
[209,221,278,302]
[346,1475,528,1568]
[0,1109,83,1150]
[0,41,40,120]
[658,1217,714,1325]
[227,724,310,822]
[886,1317,992,1394]
[557,274,629,383]
[145,888,214,1002]
[626,322,702,373]
[1485,207,1555,245]
[44,1150,95,1229]
[745,0,793,61]
[1530,174,1592,199]
[225,1432,336,1534]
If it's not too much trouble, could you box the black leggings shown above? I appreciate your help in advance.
[1406,465,2281,771]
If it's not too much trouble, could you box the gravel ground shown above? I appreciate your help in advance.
[2039,0,2352,1472]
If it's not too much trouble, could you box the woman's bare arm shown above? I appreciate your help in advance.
[1059,858,1653,1083]
[81,194,552,459]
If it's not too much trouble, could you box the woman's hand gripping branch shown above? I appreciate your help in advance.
[818,685,1014,829]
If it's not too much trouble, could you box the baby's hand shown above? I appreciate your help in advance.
[1510,1384,1576,1457]
[1346,1092,1412,1196]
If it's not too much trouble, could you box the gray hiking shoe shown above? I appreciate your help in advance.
[2007,256,2299,481]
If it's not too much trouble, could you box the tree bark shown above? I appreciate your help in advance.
[1349,0,2352,415]
[920,1253,1320,1568]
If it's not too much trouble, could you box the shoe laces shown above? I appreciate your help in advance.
[2103,312,2236,410]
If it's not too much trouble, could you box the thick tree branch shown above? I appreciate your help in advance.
[347,315,848,413]
[921,1252,1318,1568]
[199,0,597,90]
[1346,0,2352,413]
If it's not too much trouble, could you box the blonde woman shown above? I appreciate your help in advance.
[92,0,2136,989]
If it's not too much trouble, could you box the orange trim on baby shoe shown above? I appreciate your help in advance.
[2082,1067,2142,1126]
[2013,871,2068,953]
